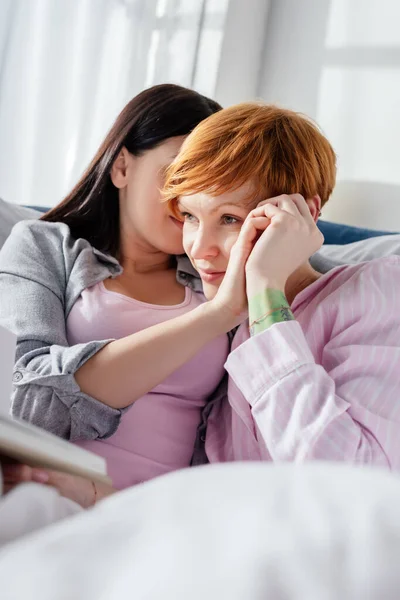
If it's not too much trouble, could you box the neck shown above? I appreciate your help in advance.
[285,262,322,304]
[118,232,171,276]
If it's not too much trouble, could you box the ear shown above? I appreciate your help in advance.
[110,147,132,189]
[306,194,322,223]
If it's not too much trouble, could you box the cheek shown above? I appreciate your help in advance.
[223,232,240,258]
[182,227,194,257]
[130,169,165,215]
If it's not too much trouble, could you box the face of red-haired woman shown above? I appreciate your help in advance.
[179,184,255,299]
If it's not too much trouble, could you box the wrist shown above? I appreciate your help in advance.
[248,288,294,337]
[205,297,245,334]
[245,271,284,298]
[90,481,97,507]
[90,480,116,505]
[246,282,284,302]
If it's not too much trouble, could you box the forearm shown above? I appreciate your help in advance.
[226,322,391,468]
[251,362,390,467]
[75,301,230,409]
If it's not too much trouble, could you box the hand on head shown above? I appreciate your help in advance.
[204,193,323,327]
[242,193,324,295]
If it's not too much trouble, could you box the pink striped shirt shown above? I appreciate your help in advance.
[205,256,400,469]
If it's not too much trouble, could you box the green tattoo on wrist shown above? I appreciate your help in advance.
[248,289,294,336]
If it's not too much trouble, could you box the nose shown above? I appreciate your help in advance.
[190,227,219,260]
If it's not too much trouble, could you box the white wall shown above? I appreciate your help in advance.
[213,0,270,107]
[257,0,400,230]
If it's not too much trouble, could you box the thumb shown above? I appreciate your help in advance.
[31,468,51,484]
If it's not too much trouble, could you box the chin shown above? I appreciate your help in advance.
[162,217,184,254]
[167,243,185,256]
[158,236,184,256]
[202,282,219,300]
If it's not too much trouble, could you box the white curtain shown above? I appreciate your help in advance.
[0,0,229,207]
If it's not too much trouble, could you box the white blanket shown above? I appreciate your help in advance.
[1,462,400,599]
[0,482,81,548]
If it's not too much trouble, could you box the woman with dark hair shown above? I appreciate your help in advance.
[0,84,249,504]
[43,84,221,257]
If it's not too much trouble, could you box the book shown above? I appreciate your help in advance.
[0,325,111,488]
[0,413,111,485]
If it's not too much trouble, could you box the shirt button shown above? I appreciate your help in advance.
[13,371,23,383]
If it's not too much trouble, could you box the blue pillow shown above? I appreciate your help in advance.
[317,220,397,245]
[27,205,47,213]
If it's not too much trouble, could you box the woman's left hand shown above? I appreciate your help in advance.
[1,459,113,508]
[244,194,324,294]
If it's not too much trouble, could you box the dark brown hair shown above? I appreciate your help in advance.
[42,84,221,256]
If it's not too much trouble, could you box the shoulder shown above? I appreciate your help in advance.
[1,218,119,270]
[347,254,400,273]
[0,220,120,301]
[309,256,400,302]
[0,220,83,301]
[333,256,400,295]
[2,219,74,259]
[0,219,88,274]
[321,257,400,336]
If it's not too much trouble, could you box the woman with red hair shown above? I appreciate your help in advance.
[164,102,400,468]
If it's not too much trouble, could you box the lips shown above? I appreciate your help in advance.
[197,269,225,283]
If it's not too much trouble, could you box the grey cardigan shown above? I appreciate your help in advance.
[0,220,340,447]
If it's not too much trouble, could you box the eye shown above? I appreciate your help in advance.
[179,211,197,223]
[222,215,241,225]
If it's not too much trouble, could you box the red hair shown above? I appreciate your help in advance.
[163,102,336,212]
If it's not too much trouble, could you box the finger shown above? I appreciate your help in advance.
[238,216,270,246]
[289,193,315,223]
[228,217,269,269]
[255,194,287,210]
[1,463,33,482]
[276,195,302,218]
[248,191,303,219]
[249,198,280,219]
[44,469,77,488]
[246,203,285,220]
[254,194,308,219]
[253,195,302,219]
[259,204,284,220]
[31,468,50,484]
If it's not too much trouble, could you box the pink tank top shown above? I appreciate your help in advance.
[66,281,229,489]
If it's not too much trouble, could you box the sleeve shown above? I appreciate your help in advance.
[225,257,400,469]
[0,221,123,441]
